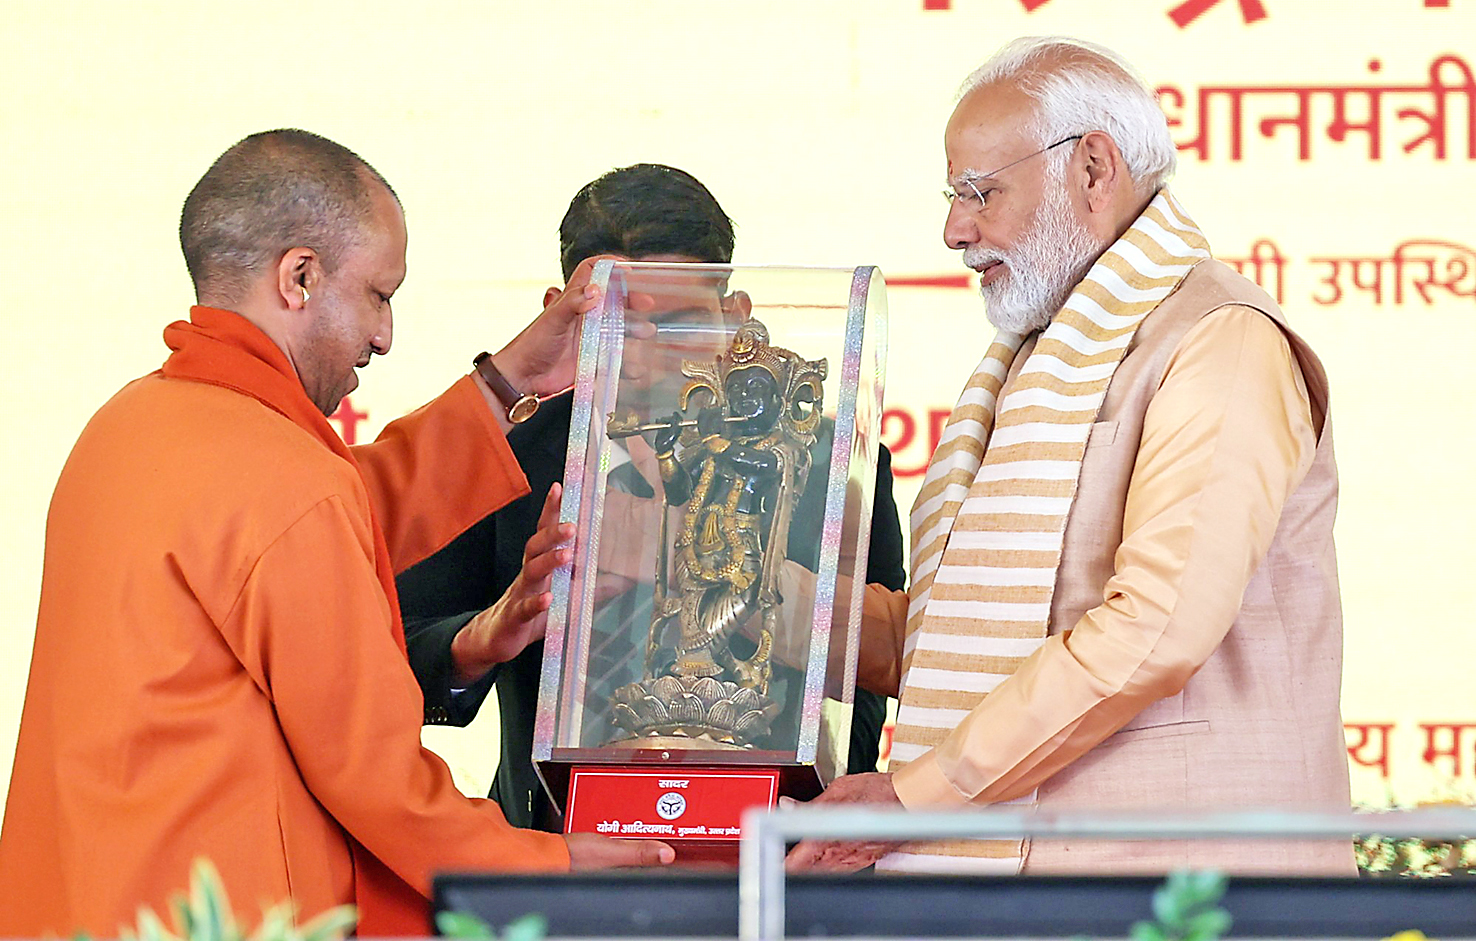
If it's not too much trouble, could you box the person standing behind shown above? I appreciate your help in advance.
[397,164,908,830]
[0,130,671,940]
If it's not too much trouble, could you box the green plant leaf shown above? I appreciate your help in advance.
[435,911,495,940]
[1187,870,1227,903]
[170,895,194,940]
[1137,870,1233,941]
[188,860,234,941]
[295,904,357,941]
[500,913,548,941]
[1150,884,1187,931]
[1130,920,1168,941]
[1185,908,1233,940]
[106,856,356,941]
[249,903,294,941]
[135,905,177,941]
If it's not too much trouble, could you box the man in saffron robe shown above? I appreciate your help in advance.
[0,129,672,939]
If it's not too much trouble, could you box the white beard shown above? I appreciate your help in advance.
[964,176,1108,335]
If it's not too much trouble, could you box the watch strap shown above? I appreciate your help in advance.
[473,351,539,423]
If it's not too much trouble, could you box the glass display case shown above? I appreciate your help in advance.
[532,262,887,851]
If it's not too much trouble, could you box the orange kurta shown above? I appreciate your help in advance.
[0,310,568,937]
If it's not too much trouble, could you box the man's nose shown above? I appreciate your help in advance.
[943,201,978,251]
[372,315,393,355]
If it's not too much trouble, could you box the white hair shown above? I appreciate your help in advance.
[959,36,1177,193]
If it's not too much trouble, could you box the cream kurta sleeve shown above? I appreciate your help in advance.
[893,306,1316,809]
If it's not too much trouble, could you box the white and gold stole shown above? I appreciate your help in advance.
[881,191,1210,872]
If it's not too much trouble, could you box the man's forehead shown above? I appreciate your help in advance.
[945,83,1036,179]
[363,183,408,251]
[945,137,1035,186]
[946,140,1028,185]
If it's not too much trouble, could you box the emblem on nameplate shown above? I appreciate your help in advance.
[656,791,687,820]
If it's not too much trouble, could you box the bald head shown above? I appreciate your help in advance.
[180,129,398,304]
[957,36,1176,195]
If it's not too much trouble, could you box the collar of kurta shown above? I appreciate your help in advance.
[163,306,347,460]
[163,307,428,930]
[161,305,405,648]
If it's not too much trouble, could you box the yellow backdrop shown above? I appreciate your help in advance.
[3,0,1472,812]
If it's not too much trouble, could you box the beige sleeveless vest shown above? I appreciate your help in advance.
[1004,260,1353,874]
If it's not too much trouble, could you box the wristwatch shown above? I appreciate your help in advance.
[473,351,540,423]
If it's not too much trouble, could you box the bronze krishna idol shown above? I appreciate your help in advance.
[606,319,827,748]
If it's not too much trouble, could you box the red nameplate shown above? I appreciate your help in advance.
[565,767,780,841]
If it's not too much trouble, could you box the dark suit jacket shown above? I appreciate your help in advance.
[398,391,907,830]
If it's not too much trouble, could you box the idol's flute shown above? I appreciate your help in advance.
[606,412,743,439]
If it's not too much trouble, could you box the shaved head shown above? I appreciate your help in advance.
[180,129,398,303]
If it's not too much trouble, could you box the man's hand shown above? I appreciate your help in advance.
[784,772,904,872]
[564,832,675,868]
[856,584,908,698]
[449,484,571,685]
[494,255,613,397]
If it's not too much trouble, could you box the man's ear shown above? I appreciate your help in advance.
[1077,130,1126,214]
[724,290,754,323]
[543,286,562,308]
[277,247,321,311]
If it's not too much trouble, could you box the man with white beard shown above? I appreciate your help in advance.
[960,135,1108,336]
[788,36,1354,876]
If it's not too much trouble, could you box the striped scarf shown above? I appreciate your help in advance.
[881,191,1210,873]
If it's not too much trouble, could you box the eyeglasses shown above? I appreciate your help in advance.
[942,135,1084,213]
